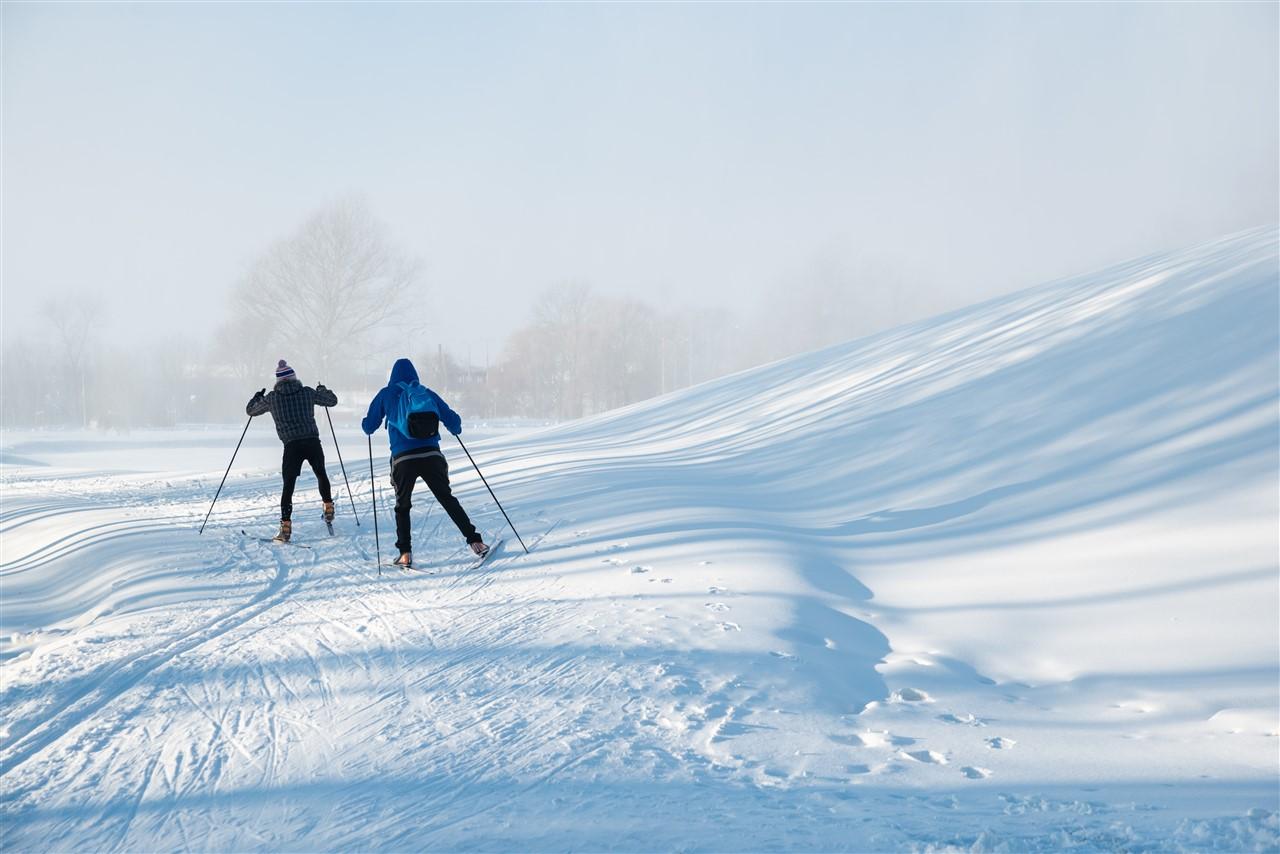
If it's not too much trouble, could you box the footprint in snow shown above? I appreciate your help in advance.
[770,651,798,661]
[704,602,731,612]
[938,712,988,727]
[708,586,728,594]
[902,749,948,765]
[890,687,933,703]
[699,560,713,566]
[602,557,624,565]
[961,766,992,779]
[985,737,1016,750]
[834,731,910,748]
[718,622,741,632]
[631,565,651,574]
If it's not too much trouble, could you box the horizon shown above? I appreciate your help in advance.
[4,2,1276,372]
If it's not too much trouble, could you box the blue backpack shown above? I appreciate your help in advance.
[391,381,441,440]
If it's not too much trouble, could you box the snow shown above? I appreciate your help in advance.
[2,227,1278,851]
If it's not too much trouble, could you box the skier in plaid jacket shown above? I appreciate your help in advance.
[247,359,338,542]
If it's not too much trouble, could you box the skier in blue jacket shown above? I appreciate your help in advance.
[362,358,488,567]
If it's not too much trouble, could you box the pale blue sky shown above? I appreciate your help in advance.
[4,2,1277,358]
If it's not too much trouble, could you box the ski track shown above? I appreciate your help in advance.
[0,533,303,779]
[2,466,595,852]
[3,231,1279,851]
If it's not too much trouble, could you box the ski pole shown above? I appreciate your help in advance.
[200,416,252,534]
[324,406,360,526]
[453,434,528,553]
[368,435,381,572]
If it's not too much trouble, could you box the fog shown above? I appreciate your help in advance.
[3,2,1277,426]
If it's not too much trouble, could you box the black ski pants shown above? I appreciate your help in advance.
[391,451,479,554]
[281,437,332,521]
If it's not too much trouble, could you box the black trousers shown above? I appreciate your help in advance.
[391,452,479,553]
[281,437,332,521]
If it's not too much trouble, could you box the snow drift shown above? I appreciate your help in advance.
[2,227,1277,851]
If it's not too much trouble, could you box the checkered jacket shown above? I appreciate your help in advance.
[246,379,338,443]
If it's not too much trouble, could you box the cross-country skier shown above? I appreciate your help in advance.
[361,357,488,567]
[246,359,338,543]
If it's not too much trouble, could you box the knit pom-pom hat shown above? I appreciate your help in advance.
[274,360,297,383]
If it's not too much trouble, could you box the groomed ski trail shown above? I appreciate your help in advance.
[3,228,1278,851]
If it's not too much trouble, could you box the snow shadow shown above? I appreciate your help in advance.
[6,769,1276,852]
[457,230,1276,573]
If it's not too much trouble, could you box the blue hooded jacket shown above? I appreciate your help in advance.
[361,358,462,457]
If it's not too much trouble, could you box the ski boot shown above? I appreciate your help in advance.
[470,540,490,557]
[272,520,292,544]
[323,500,335,523]
[393,552,413,568]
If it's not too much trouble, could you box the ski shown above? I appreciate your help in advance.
[385,540,502,575]
[466,538,504,571]
[385,562,438,574]
[325,519,335,536]
[257,538,313,550]
[241,530,313,549]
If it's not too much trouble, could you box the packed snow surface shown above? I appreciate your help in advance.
[2,229,1278,851]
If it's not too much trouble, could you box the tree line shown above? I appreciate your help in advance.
[2,198,924,429]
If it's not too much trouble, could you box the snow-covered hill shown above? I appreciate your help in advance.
[2,228,1277,851]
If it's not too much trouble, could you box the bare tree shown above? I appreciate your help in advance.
[43,294,104,426]
[1,336,42,427]
[491,284,677,419]
[532,282,593,419]
[584,296,661,411]
[230,197,422,382]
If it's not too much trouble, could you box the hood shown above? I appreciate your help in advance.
[389,358,419,386]
[275,378,303,394]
